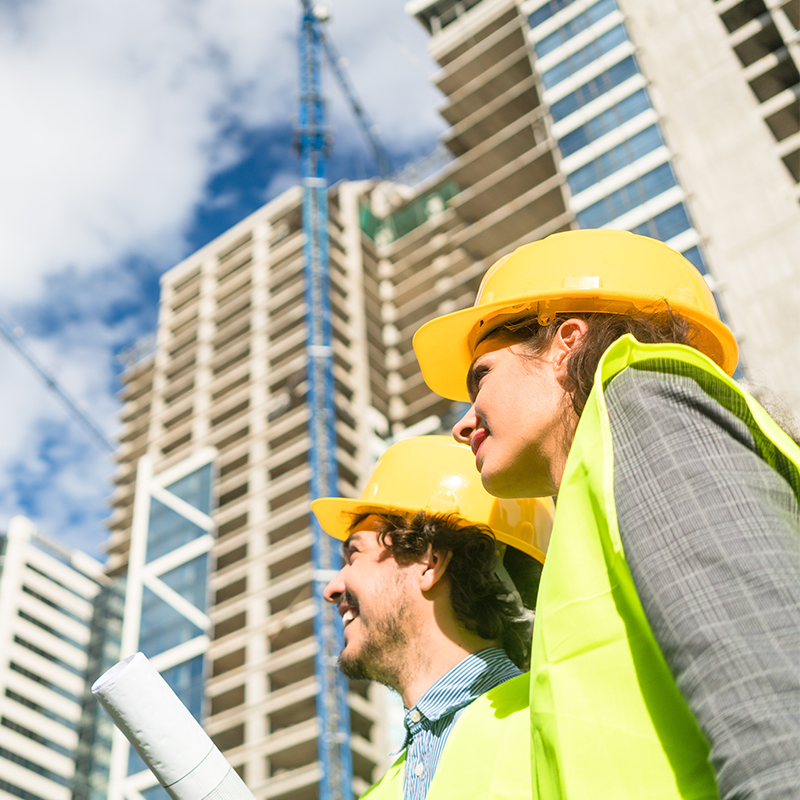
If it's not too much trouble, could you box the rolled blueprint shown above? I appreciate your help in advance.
[92,652,255,800]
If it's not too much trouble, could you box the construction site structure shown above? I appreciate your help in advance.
[397,0,800,418]
[106,183,390,800]
[104,0,800,799]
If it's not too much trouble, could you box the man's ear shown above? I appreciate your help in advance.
[552,318,588,383]
[419,546,453,593]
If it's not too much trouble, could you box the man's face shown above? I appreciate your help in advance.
[323,516,415,688]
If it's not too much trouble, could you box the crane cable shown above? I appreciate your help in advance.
[0,316,115,454]
[316,18,392,177]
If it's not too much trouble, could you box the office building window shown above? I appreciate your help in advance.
[631,203,692,242]
[567,125,663,193]
[1,717,73,759]
[550,55,639,121]
[560,88,651,156]
[142,787,170,800]
[145,500,207,563]
[543,25,629,89]
[537,0,618,56]
[681,245,708,274]
[0,777,43,800]
[5,688,76,730]
[138,556,208,658]
[166,465,213,516]
[529,0,580,30]
[0,746,70,787]
[17,608,86,651]
[145,462,213,563]
[123,453,213,791]
[576,161,677,226]
[9,660,81,703]
[26,562,93,602]
[20,583,87,625]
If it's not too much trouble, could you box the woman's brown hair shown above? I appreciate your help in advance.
[493,311,698,416]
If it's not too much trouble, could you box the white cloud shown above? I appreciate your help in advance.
[0,0,445,557]
[0,0,443,298]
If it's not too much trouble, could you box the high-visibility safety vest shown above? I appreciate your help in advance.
[362,673,532,800]
[531,335,800,799]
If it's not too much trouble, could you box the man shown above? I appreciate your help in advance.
[310,435,553,800]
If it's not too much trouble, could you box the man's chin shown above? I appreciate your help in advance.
[338,648,371,681]
[339,645,398,688]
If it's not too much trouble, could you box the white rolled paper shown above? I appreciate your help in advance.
[92,652,255,800]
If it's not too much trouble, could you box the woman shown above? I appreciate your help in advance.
[413,229,800,799]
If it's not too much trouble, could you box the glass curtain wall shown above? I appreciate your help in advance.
[527,0,711,271]
[109,449,215,800]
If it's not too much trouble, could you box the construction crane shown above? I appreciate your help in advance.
[297,3,377,799]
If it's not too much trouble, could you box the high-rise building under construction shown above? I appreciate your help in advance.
[105,0,800,798]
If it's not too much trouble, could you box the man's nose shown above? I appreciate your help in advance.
[323,567,346,604]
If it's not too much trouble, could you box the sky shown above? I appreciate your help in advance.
[0,0,447,560]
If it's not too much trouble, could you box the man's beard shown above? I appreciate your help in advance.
[338,594,409,690]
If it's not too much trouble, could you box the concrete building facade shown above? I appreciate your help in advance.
[107,0,799,798]
[0,517,119,800]
[406,0,800,413]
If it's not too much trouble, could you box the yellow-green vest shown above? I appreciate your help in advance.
[363,673,532,800]
[531,335,800,799]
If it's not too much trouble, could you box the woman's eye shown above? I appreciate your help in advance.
[467,365,488,400]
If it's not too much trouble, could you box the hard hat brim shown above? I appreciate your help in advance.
[413,289,739,402]
[311,496,423,541]
[310,496,547,563]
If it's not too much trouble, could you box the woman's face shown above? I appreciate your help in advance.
[452,328,578,499]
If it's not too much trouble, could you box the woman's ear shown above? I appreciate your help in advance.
[419,546,453,592]
[552,318,588,381]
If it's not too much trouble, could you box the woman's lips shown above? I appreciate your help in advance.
[471,430,487,460]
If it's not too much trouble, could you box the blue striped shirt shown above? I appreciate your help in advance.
[401,648,521,800]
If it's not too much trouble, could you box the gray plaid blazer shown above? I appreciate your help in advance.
[606,363,800,798]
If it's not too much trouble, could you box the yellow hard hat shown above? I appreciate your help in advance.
[413,229,738,401]
[310,435,552,563]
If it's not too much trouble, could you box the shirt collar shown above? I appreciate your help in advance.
[405,647,521,728]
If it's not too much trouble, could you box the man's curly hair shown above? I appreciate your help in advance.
[348,511,538,669]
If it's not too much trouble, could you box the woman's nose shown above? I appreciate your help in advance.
[452,404,477,445]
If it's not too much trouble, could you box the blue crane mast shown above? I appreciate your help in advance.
[297,3,379,799]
